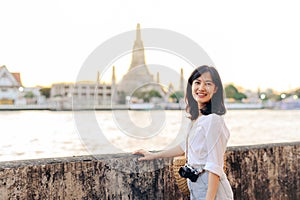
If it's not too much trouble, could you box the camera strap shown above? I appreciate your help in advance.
[184,118,206,177]
[185,121,194,164]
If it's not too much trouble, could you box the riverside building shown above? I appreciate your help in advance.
[50,80,115,110]
[0,65,23,105]
[50,24,186,110]
[0,65,46,107]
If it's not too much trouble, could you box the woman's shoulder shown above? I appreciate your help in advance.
[199,113,225,128]
[202,113,224,122]
[202,114,229,137]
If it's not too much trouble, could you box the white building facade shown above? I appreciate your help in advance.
[50,81,115,109]
[0,65,23,104]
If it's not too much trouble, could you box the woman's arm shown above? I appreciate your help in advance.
[132,144,184,161]
[206,172,220,200]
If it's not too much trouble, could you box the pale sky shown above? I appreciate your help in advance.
[1,0,299,92]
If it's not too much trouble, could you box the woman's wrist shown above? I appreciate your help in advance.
[152,151,163,159]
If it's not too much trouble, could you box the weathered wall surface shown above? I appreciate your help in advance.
[0,142,299,200]
[0,154,185,200]
[225,142,299,200]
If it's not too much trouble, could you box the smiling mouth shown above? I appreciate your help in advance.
[195,92,207,98]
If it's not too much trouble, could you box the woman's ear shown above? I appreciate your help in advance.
[213,86,218,94]
[214,86,219,94]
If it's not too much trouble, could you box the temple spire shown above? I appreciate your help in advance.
[157,72,160,84]
[97,71,100,84]
[179,68,184,92]
[129,23,147,70]
[117,24,156,96]
[112,66,116,86]
[136,23,141,42]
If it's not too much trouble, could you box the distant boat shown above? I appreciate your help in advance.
[129,103,155,110]
[225,103,264,110]
[275,101,300,110]
[128,102,186,110]
[0,104,49,110]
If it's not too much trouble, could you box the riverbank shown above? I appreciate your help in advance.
[1,102,299,111]
[0,103,269,111]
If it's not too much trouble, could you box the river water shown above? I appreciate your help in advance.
[0,109,299,162]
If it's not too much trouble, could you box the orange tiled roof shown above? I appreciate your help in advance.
[12,73,22,85]
[0,65,22,86]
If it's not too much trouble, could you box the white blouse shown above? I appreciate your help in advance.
[180,113,230,177]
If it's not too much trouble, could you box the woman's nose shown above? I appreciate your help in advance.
[198,82,206,90]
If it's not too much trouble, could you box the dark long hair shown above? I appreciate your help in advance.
[185,65,226,120]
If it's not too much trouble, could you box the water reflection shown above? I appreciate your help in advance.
[0,110,299,162]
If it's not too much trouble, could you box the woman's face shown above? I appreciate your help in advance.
[191,71,218,109]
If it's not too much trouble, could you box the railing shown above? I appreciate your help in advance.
[0,142,299,200]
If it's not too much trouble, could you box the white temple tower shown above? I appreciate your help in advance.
[117,24,155,96]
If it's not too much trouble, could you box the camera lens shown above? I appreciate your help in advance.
[189,174,198,182]
[178,166,188,178]
[178,165,199,182]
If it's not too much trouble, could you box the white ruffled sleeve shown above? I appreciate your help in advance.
[203,114,229,177]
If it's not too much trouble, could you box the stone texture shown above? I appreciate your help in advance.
[0,154,188,200]
[225,142,299,200]
[0,142,299,200]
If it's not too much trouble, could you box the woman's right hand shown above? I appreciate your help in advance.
[132,149,158,161]
[132,145,184,161]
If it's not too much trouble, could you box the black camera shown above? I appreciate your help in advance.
[178,164,200,182]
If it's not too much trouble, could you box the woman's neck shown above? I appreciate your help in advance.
[198,103,204,110]
[192,113,202,123]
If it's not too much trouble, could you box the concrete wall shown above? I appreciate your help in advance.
[0,142,299,200]
[225,142,299,200]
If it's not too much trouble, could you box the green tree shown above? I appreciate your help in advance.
[132,90,162,102]
[233,92,247,101]
[170,91,184,103]
[149,90,162,98]
[260,89,282,101]
[40,87,51,98]
[132,91,144,100]
[224,84,247,102]
[294,88,300,97]
[224,84,238,99]
[24,91,35,98]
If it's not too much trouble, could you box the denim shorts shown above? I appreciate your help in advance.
[187,171,234,200]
